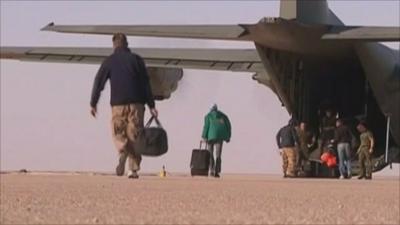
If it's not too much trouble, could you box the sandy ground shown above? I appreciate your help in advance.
[0,172,399,225]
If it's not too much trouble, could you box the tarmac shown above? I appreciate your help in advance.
[1,172,399,225]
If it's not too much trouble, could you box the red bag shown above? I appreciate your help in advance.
[326,156,337,168]
[320,152,331,163]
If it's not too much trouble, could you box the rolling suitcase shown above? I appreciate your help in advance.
[190,142,210,176]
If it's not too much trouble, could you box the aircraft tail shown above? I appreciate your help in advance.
[280,0,344,25]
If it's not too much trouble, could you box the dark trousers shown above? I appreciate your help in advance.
[207,141,223,175]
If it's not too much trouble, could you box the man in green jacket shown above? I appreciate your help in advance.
[202,104,231,178]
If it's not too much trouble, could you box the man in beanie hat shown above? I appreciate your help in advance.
[202,104,231,178]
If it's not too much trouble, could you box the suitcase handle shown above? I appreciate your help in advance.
[200,140,208,150]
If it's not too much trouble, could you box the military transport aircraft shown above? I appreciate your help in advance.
[1,0,399,177]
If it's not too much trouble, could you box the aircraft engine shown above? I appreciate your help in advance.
[147,67,184,100]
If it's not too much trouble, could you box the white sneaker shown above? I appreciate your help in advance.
[339,175,344,179]
[127,170,139,179]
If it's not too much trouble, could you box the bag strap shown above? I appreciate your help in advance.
[145,117,154,127]
[154,117,163,128]
[145,116,163,128]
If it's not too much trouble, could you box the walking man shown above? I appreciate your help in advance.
[202,104,231,178]
[90,33,158,179]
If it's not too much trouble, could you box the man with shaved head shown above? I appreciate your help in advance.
[356,121,375,180]
[90,33,158,179]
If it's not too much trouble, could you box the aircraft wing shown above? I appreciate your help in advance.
[41,22,400,42]
[1,46,270,100]
[41,23,253,41]
[0,47,263,73]
[322,26,400,41]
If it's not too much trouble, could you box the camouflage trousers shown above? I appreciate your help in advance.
[281,147,297,177]
[111,104,144,171]
[296,146,309,172]
[358,149,372,178]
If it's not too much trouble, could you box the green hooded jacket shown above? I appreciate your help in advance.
[202,110,231,142]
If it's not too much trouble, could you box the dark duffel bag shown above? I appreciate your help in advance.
[190,142,210,176]
[135,116,168,156]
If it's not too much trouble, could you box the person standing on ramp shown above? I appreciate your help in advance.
[276,118,299,178]
[356,121,375,180]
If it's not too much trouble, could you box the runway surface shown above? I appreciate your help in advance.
[1,172,399,224]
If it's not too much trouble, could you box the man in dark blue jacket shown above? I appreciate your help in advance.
[90,33,158,179]
[333,119,353,179]
[276,118,299,177]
